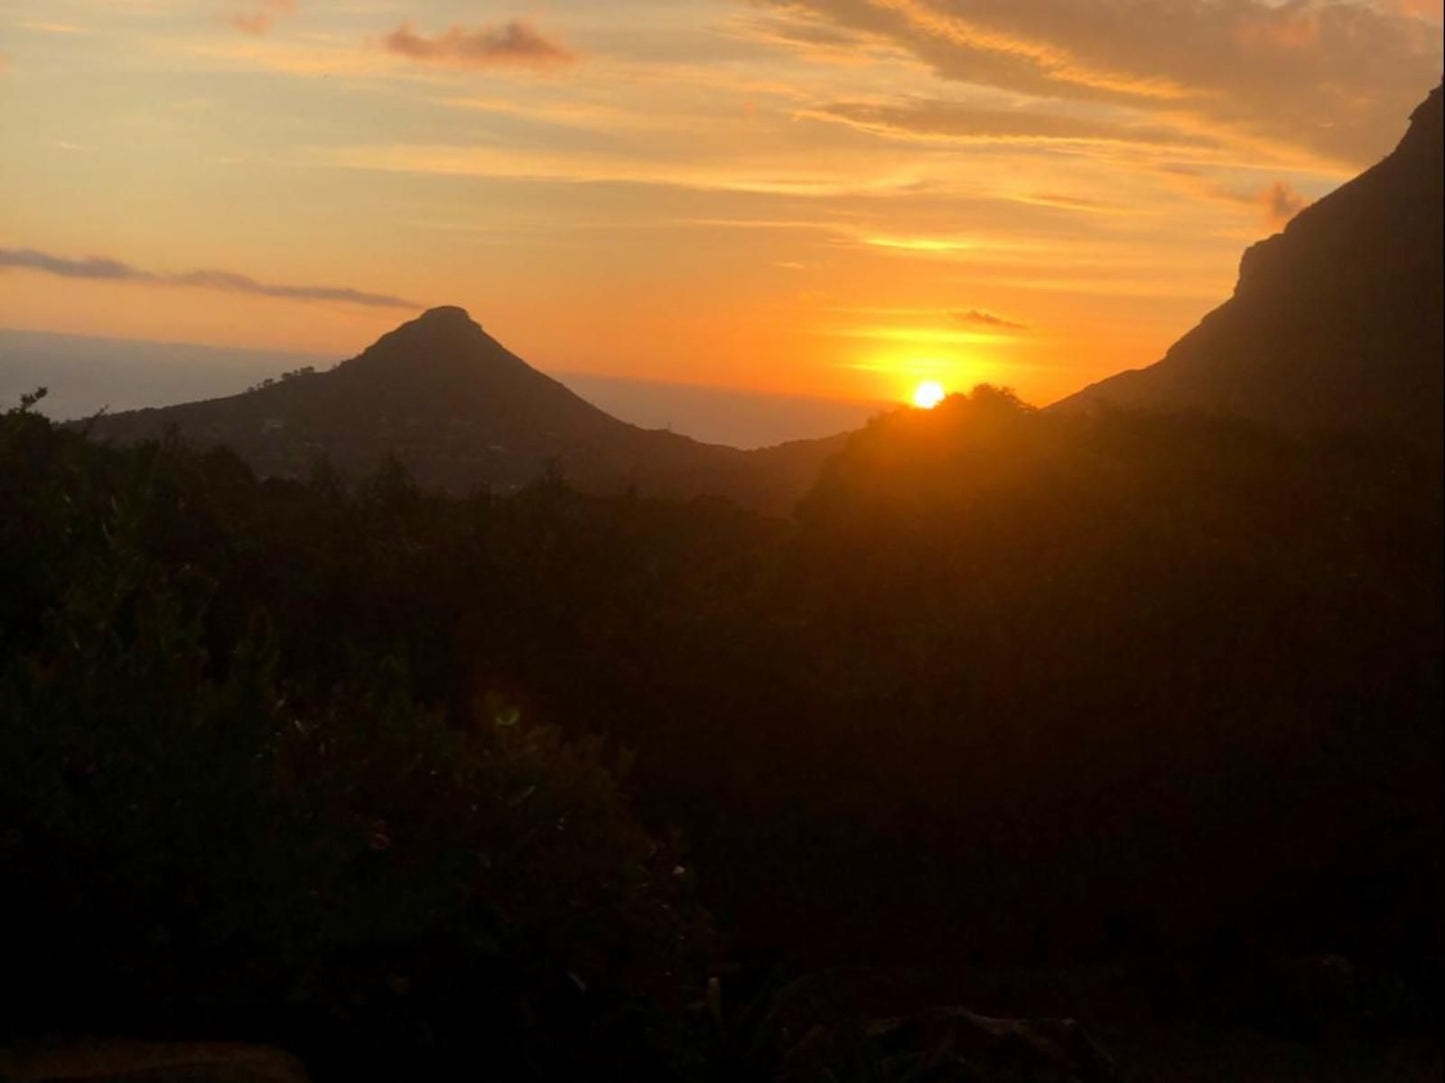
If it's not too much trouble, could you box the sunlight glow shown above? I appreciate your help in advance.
[912,380,946,409]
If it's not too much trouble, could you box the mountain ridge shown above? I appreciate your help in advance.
[1055,82,1443,447]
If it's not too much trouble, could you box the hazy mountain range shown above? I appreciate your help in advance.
[75,306,849,513]
[0,327,883,449]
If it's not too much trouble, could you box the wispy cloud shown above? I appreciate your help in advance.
[1016,192,1131,215]
[724,10,903,66]
[0,247,418,309]
[953,307,1029,331]
[759,0,1442,165]
[19,22,91,35]
[382,20,575,68]
[1371,0,1444,20]
[312,143,927,198]
[810,97,1216,148]
[230,0,296,37]
[1157,167,1314,227]
[1255,180,1309,228]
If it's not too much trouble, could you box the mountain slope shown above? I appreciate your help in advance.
[1057,84,1443,446]
[82,306,844,513]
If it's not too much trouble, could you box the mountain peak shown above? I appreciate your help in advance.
[362,304,489,355]
[417,305,474,325]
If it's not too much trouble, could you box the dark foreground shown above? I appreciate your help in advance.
[1,391,1439,1080]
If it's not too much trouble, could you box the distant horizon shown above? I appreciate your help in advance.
[0,322,891,449]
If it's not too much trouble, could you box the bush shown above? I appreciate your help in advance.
[0,406,714,1080]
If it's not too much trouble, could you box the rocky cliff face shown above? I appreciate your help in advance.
[1058,84,1443,448]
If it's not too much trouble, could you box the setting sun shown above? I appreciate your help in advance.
[912,380,947,409]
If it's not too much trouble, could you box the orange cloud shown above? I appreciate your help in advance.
[1234,10,1321,50]
[1158,168,1314,228]
[230,0,295,37]
[813,98,1216,148]
[383,21,575,68]
[870,0,1193,101]
[761,0,1442,165]
[1256,180,1308,228]
[1373,0,1444,19]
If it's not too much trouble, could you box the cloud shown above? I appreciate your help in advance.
[1255,180,1309,228]
[758,0,1442,165]
[382,20,574,68]
[1158,168,1314,227]
[1019,192,1126,214]
[812,98,1216,148]
[19,22,90,34]
[313,142,927,198]
[230,0,295,37]
[953,307,1028,331]
[1371,0,1444,19]
[725,10,901,65]
[0,247,419,309]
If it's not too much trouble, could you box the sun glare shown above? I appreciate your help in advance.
[912,380,946,409]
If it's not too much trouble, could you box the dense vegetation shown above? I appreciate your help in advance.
[1,387,1439,1078]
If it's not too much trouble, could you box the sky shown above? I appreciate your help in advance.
[0,0,1440,408]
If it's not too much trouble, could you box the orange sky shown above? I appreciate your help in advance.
[1,0,1440,407]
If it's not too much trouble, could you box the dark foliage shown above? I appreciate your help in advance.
[0,399,715,1081]
[1,384,1440,1078]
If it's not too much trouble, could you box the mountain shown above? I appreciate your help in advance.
[1057,84,1443,447]
[81,306,845,513]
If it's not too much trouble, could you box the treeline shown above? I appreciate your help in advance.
[1,387,1440,1076]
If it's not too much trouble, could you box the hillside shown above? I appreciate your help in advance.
[81,306,844,513]
[1058,84,1443,446]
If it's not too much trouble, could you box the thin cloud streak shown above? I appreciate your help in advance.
[230,0,295,37]
[810,98,1217,148]
[0,247,419,309]
[312,143,928,197]
[954,307,1029,331]
[382,20,575,68]
[19,22,91,35]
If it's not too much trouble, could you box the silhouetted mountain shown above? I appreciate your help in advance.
[1058,84,1443,446]
[82,305,845,512]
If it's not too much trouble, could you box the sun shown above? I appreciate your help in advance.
[912,379,946,409]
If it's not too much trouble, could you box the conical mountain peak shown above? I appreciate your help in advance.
[416,305,475,326]
[382,304,486,343]
[345,303,510,376]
